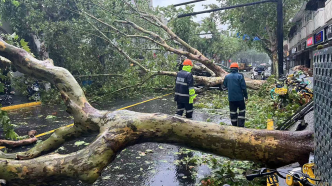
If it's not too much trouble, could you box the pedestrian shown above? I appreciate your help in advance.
[223,63,248,127]
[174,59,197,119]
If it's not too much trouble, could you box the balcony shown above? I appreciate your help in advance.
[314,8,325,30]
[301,26,307,40]
[306,20,314,36]
[325,0,332,23]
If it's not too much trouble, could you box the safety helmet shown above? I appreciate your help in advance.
[230,63,239,68]
[183,59,193,66]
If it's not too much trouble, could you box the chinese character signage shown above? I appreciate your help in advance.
[326,25,332,41]
[302,42,306,50]
[307,37,314,47]
[314,30,324,44]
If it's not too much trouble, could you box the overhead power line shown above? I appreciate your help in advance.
[178,0,276,18]
[173,0,206,7]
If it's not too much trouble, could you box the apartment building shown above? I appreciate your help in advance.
[286,0,332,70]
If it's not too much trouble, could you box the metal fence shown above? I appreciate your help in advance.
[313,46,332,184]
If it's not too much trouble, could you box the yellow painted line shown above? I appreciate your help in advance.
[117,93,173,110]
[34,124,75,138]
[1,101,42,111]
[0,93,172,150]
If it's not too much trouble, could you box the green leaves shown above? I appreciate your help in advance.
[0,110,18,140]
[213,0,305,55]
[20,39,31,53]
[74,141,90,146]
[11,0,19,7]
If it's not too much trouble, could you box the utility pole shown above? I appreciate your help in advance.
[277,0,284,76]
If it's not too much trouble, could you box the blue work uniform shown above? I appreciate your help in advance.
[223,68,248,127]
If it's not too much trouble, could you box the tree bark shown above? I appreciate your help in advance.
[0,130,37,149]
[0,39,313,185]
[0,137,37,148]
[272,51,279,78]
[0,111,313,185]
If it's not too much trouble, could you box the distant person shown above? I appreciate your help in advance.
[174,59,197,119]
[223,63,248,127]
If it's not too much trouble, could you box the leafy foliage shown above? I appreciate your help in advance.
[0,110,18,140]
[0,33,32,140]
[173,148,262,186]
[0,0,182,100]
[195,76,303,129]
[211,0,304,74]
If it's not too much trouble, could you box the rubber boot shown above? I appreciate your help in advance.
[238,118,245,128]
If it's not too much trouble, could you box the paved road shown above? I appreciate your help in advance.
[3,93,228,186]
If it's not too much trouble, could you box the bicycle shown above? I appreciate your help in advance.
[246,164,320,186]
[0,81,14,106]
[296,82,313,104]
[270,77,288,109]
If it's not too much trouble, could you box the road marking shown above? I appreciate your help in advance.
[0,93,172,150]
[1,101,42,111]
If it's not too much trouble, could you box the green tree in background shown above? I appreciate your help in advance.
[212,0,304,75]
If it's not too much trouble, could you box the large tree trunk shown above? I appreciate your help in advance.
[272,51,279,77]
[154,71,264,90]
[0,111,313,185]
[0,39,313,185]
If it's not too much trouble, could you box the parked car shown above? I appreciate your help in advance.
[251,66,266,80]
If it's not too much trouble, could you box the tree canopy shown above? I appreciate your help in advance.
[211,0,304,74]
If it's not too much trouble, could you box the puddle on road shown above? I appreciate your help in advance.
[3,93,231,186]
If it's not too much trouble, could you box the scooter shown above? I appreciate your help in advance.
[0,81,14,106]
[26,81,41,101]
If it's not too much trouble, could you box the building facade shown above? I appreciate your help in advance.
[286,0,332,71]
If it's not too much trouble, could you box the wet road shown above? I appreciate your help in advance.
[2,93,229,186]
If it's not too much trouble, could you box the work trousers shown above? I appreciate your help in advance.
[176,102,193,119]
[229,100,246,127]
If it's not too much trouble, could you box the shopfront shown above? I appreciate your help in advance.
[325,24,332,41]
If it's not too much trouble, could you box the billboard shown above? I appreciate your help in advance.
[314,30,324,44]
[307,37,314,47]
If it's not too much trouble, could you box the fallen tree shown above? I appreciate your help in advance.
[0,130,37,149]
[0,36,314,185]
[77,0,264,90]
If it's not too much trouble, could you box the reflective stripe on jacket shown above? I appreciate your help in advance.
[174,66,196,103]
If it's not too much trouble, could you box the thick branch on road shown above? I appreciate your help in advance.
[0,39,102,126]
[17,125,85,160]
[0,56,11,68]
[0,37,300,186]
[0,137,37,149]
[0,111,314,185]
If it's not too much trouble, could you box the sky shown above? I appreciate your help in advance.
[152,0,222,24]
